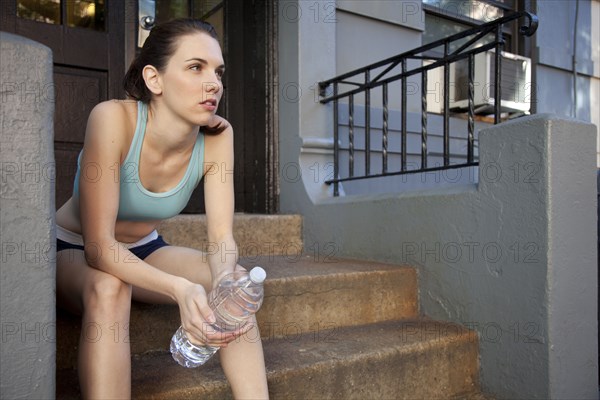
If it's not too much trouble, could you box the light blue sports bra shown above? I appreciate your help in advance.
[73,101,205,221]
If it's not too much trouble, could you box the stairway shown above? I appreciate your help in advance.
[56,214,486,399]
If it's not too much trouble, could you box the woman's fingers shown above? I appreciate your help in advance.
[186,321,255,348]
[179,277,257,348]
[195,295,216,325]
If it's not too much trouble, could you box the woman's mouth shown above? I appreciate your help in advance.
[200,98,217,111]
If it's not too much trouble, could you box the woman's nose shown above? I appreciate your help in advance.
[204,80,221,94]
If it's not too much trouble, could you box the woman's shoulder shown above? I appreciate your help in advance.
[203,124,233,148]
[89,99,138,122]
[203,123,233,166]
[86,100,139,136]
[83,100,139,150]
[203,116,233,143]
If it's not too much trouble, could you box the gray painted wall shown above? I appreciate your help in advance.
[0,32,56,399]
[279,1,599,398]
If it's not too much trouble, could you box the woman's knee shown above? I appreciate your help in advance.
[82,273,132,315]
[243,316,261,340]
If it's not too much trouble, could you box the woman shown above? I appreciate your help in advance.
[55,18,269,399]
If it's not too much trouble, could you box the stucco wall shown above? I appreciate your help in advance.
[0,32,56,399]
[279,1,599,398]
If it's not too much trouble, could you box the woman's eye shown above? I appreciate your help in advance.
[216,69,224,79]
[190,65,201,71]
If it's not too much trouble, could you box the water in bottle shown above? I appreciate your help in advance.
[170,266,267,368]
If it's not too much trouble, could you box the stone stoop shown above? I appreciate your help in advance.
[157,213,303,257]
[127,319,479,400]
[56,214,487,399]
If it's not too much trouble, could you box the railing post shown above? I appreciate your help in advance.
[401,59,407,172]
[333,82,339,196]
[365,70,371,176]
[349,93,355,177]
[421,69,428,169]
[494,25,503,124]
[382,83,388,174]
[443,41,450,166]
[468,53,475,163]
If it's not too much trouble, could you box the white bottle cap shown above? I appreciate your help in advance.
[249,266,267,284]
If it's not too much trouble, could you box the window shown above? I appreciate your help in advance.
[421,1,529,116]
[17,0,106,31]
[422,0,519,54]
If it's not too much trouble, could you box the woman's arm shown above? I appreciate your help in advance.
[202,123,239,288]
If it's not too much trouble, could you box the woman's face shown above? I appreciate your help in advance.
[158,32,225,126]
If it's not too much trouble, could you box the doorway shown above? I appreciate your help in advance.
[1,0,279,213]
[139,0,279,214]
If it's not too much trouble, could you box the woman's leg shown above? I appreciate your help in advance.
[138,246,269,399]
[56,249,133,399]
[219,317,269,399]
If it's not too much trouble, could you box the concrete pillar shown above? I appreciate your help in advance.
[0,32,56,399]
[477,114,598,398]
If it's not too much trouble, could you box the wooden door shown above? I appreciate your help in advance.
[1,0,125,208]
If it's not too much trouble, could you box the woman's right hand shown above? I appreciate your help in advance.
[174,279,251,347]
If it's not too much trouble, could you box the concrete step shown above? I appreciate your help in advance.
[57,319,482,400]
[57,256,418,371]
[157,213,303,256]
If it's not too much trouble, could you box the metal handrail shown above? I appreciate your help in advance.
[318,11,538,196]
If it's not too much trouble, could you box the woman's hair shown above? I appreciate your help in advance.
[123,18,219,103]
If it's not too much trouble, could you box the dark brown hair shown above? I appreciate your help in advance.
[123,18,218,103]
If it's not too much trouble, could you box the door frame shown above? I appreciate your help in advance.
[225,0,279,214]
[130,0,280,214]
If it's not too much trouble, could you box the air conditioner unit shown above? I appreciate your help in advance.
[449,50,532,114]
[424,60,445,114]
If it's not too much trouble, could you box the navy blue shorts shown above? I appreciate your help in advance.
[56,235,169,260]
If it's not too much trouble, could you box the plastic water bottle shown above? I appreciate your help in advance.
[170,266,267,368]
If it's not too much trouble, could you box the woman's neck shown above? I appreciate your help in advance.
[145,102,198,154]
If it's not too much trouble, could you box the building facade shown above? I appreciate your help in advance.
[1,0,598,398]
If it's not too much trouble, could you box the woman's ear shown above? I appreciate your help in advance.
[142,65,162,96]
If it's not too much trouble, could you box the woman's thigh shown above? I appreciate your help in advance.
[132,245,213,304]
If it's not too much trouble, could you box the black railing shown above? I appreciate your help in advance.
[319,11,538,196]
